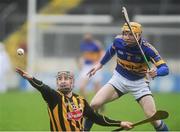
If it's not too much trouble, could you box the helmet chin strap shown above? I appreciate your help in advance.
[58,87,72,95]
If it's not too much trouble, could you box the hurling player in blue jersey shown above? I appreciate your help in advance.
[76,33,104,97]
[84,22,169,131]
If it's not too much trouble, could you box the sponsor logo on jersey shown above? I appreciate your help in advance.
[67,109,83,121]
[118,50,123,55]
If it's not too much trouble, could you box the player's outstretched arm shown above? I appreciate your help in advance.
[16,67,51,92]
[16,67,58,106]
[87,62,103,78]
[86,40,117,78]
[16,67,44,89]
[16,67,33,80]
[83,99,133,129]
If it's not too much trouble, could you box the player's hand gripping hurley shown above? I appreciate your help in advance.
[112,110,169,131]
[122,7,151,70]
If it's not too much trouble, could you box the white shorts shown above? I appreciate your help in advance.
[108,70,152,100]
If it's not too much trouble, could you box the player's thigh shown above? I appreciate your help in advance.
[90,83,119,109]
[138,95,157,117]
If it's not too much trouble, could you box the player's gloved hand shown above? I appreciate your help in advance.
[16,67,33,80]
[120,121,133,130]
[87,63,103,78]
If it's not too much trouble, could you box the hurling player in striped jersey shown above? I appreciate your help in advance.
[16,68,133,131]
[84,22,169,131]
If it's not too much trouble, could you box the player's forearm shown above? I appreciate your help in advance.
[28,78,58,107]
[28,77,54,97]
[28,77,44,90]
[84,100,120,127]
[156,64,169,76]
[91,113,121,127]
[100,46,115,65]
[95,114,121,126]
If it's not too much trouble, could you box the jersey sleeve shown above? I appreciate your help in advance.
[83,99,121,127]
[144,43,169,76]
[100,37,125,65]
[144,43,165,66]
[28,77,60,107]
[100,44,116,65]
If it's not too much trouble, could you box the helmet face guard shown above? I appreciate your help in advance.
[121,22,142,45]
[56,71,74,95]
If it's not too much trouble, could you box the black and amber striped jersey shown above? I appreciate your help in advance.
[28,77,121,131]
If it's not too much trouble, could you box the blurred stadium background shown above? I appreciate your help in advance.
[0,0,180,131]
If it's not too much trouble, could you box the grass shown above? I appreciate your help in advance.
[0,90,180,131]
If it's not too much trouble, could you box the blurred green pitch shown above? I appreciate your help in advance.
[0,91,180,131]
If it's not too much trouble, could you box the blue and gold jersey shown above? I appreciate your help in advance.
[100,37,168,80]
